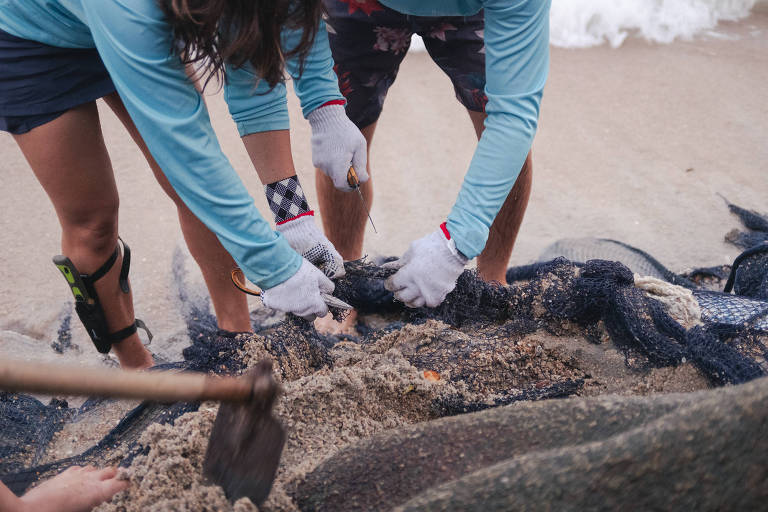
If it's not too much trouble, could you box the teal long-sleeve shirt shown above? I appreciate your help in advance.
[382,0,550,259]
[0,0,344,288]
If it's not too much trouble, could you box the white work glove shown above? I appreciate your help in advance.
[384,226,468,308]
[261,259,335,321]
[276,214,345,279]
[308,103,368,191]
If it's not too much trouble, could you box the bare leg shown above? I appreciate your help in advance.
[102,93,251,332]
[13,103,153,369]
[467,110,533,284]
[315,122,377,261]
[313,123,377,334]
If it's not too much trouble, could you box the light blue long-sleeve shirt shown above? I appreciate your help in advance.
[382,0,550,259]
[0,0,344,288]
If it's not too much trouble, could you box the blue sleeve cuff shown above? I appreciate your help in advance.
[235,115,290,137]
[224,66,292,137]
[446,215,487,261]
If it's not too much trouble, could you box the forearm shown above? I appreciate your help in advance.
[244,129,312,226]
[447,112,537,258]
[245,130,313,244]
[245,131,346,279]
[242,130,297,185]
[447,0,549,259]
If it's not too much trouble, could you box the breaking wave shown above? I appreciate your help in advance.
[549,0,756,47]
[408,0,756,50]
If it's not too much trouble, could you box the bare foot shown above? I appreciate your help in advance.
[314,309,359,336]
[19,466,129,512]
[111,336,154,370]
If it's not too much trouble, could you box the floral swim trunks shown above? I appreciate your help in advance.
[323,0,487,129]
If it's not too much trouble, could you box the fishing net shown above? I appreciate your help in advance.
[1,203,767,502]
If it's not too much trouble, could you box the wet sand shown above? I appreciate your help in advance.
[95,315,714,511]
[0,14,766,368]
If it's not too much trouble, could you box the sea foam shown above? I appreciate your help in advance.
[549,0,756,47]
[408,0,756,50]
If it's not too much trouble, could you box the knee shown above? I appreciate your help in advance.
[60,201,120,258]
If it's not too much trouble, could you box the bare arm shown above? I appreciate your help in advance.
[241,130,297,185]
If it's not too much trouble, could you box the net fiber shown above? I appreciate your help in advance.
[2,209,767,497]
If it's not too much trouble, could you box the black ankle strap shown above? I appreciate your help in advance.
[109,321,138,342]
[109,318,153,345]
[119,239,131,293]
[86,239,147,347]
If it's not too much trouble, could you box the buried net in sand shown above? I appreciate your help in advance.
[0,205,767,510]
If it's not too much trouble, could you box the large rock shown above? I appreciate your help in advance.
[296,378,768,511]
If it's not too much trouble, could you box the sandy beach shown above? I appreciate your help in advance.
[1,12,766,364]
[0,4,767,510]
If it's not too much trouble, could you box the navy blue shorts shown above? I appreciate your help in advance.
[323,0,487,129]
[0,29,116,134]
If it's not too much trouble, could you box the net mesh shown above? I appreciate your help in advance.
[1,203,767,497]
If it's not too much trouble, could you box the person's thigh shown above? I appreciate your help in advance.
[416,12,488,114]
[13,101,119,241]
[1,28,119,236]
[323,0,414,129]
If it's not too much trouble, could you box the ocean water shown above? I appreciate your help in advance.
[549,0,756,47]
[410,0,757,50]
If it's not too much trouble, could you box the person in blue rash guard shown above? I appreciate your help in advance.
[0,0,367,369]
[315,0,550,313]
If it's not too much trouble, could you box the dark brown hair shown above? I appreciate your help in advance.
[158,0,323,89]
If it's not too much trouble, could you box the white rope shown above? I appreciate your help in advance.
[634,275,703,329]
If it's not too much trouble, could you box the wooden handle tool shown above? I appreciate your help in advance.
[0,359,275,404]
[0,358,285,506]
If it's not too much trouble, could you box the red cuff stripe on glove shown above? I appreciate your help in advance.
[440,222,451,240]
[276,210,315,226]
[320,99,347,108]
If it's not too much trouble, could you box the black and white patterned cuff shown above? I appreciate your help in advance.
[265,175,311,224]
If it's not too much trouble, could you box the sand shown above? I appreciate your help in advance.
[91,307,715,511]
[98,407,243,512]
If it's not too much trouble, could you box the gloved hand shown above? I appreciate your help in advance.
[261,259,334,321]
[308,103,368,191]
[384,225,468,308]
[277,214,345,279]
